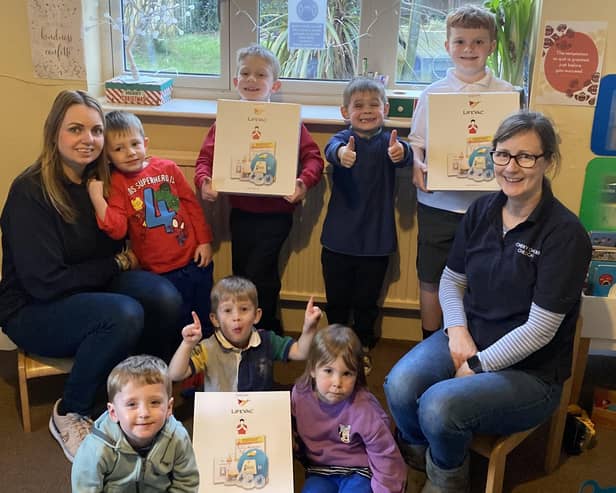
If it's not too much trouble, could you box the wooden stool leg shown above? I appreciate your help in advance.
[545,377,573,472]
[17,350,32,432]
[485,451,506,493]
[570,337,590,405]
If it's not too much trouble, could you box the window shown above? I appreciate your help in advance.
[397,0,483,83]
[258,0,361,80]
[105,0,481,103]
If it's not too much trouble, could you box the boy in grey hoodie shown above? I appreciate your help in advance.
[71,355,198,492]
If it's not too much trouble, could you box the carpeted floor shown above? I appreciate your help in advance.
[0,338,614,492]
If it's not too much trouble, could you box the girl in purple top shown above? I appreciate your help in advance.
[291,325,406,493]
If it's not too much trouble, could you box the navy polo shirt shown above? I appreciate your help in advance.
[447,180,591,383]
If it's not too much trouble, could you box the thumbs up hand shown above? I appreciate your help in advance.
[338,136,357,168]
[387,129,404,163]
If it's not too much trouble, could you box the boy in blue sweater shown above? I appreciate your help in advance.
[321,78,412,374]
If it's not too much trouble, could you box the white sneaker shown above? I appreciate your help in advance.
[48,399,93,462]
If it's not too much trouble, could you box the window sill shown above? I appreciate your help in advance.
[99,97,413,128]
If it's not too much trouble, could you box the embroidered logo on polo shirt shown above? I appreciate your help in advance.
[515,242,541,259]
[338,424,351,443]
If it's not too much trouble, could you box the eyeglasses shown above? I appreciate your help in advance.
[490,150,545,168]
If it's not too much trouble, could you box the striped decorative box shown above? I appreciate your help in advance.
[104,77,174,106]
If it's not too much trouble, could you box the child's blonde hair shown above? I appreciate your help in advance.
[210,276,259,313]
[342,77,387,108]
[446,5,497,42]
[107,355,171,402]
[105,110,145,138]
[236,44,280,81]
[297,324,367,390]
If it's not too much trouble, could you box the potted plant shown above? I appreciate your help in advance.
[103,0,190,105]
[484,0,537,90]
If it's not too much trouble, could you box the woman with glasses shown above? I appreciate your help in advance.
[384,111,591,493]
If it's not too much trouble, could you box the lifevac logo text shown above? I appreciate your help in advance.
[231,397,254,414]
[231,408,254,414]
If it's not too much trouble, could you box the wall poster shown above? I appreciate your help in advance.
[27,0,86,80]
[535,21,608,106]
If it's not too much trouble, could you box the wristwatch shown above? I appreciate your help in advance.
[466,354,483,374]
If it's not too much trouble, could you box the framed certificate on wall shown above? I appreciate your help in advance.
[212,100,301,196]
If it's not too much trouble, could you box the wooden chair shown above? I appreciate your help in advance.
[1,329,73,432]
[17,349,74,432]
[470,317,583,493]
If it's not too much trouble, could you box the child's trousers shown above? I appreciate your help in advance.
[230,208,292,334]
[321,248,389,348]
[302,472,372,493]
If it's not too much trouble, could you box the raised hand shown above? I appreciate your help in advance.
[303,296,322,333]
[181,311,203,346]
[387,129,405,163]
[338,136,357,168]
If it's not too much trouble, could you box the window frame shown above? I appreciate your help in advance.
[104,0,443,104]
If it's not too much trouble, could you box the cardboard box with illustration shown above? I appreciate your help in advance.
[212,100,301,197]
[193,391,294,492]
[426,91,520,191]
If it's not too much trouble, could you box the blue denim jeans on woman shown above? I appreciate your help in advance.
[4,270,182,416]
[383,330,562,470]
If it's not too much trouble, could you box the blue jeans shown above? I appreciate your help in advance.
[162,261,214,339]
[383,330,562,470]
[4,270,182,415]
[302,473,372,493]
